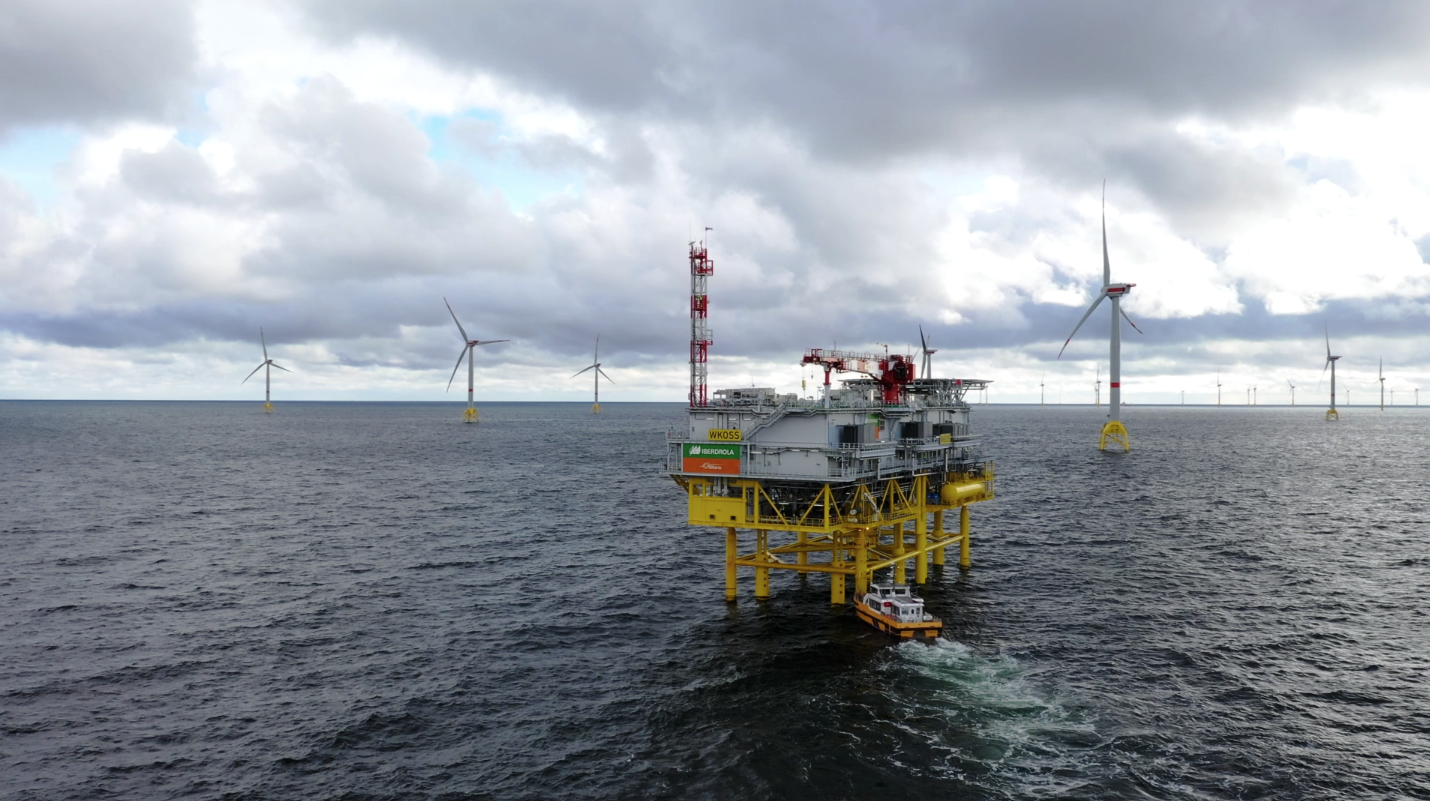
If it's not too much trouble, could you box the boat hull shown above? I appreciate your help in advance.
[856,604,941,639]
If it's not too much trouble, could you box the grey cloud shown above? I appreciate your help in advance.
[0,0,197,134]
[120,142,223,206]
[290,0,1430,259]
[297,1,1430,155]
[263,78,461,219]
[299,0,669,111]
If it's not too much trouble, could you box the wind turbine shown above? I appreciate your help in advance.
[444,298,509,423]
[918,325,937,378]
[1040,372,1046,407]
[242,328,291,413]
[1287,379,1296,406]
[1379,359,1386,411]
[1095,364,1102,408]
[1058,187,1142,450]
[1216,370,1222,407]
[572,335,614,414]
[1321,328,1340,421]
[1254,385,1258,406]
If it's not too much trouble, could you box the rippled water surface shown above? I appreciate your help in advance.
[2,401,1427,800]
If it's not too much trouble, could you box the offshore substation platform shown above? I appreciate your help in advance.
[666,238,995,605]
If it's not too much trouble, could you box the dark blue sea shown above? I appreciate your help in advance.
[2,401,1427,800]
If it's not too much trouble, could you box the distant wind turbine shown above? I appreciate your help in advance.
[1321,327,1341,421]
[1216,369,1222,407]
[1287,379,1296,406]
[918,325,937,378]
[1095,364,1101,408]
[242,328,291,413]
[1040,372,1045,407]
[444,298,509,423]
[572,335,614,414]
[1057,185,1143,451]
[1379,358,1386,411]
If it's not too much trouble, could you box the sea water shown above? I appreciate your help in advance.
[1,401,1426,799]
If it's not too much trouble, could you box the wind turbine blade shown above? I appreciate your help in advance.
[594,333,600,362]
[270,362,293,373]
[1057,293,1107,358]
[1119,305,1143,334]
[242,363,266,384]
[919,324,928,353]
[446,345,470,392]
[1325,326,1331,360]
[444,297,469,342]
[1102,182,1111,287]
[473,339,510,347]
[597,367,613,383]
[572,364,596,378]
[260,328,268,361]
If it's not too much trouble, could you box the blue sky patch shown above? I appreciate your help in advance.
[419,110,583,210]
[0,126,83,211]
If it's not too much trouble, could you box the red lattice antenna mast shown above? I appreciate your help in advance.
[689,230,714,407]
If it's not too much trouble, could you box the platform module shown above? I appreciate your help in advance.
[668,358,993,604]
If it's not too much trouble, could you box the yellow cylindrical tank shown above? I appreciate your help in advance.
[941,481,984,505]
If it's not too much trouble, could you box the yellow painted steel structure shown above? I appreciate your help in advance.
[672,468,993,604]
[262,402,274,414]
[463,407,480,423]
[1099,420,1129,451]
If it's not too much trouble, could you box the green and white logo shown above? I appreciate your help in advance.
[683,443,740,459]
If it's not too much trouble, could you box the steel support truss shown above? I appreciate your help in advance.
[675,468,993,604]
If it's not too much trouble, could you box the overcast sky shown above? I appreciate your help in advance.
[4,0,1430,405]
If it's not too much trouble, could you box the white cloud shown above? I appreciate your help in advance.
[1224,180,1430,314]
[5,2,1430,399]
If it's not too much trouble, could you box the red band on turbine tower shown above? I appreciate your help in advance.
[1110,382,1121,388]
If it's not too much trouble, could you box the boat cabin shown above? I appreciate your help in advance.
[863,583,929,624]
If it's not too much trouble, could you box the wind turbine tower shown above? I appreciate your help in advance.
[1288,379,1296,406]
[1058,187,1143,451]
[1322,329,1340,421]
[573,335,614,413]
[1040,372,1045,407]
[1095,365,1101,408]
[1216,370,1222,407]
[444,298,509,423]
[242,328,292,413]
[1379,359,1386,411]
